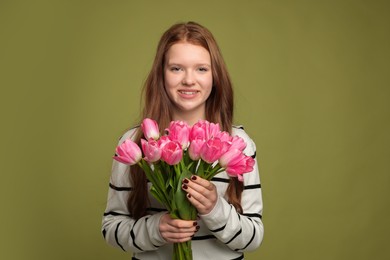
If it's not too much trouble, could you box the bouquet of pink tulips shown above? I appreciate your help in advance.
[113,118,255,260]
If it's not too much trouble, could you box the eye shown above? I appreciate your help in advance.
[198,67,209,72]
[170,66,182,72]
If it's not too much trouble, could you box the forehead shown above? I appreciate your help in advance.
[165,42,211,64]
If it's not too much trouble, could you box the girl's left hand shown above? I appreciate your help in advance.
[182,175,218,215]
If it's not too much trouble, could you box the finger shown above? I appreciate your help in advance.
[185,187,210,206]
[159,215,200,243]
[162,232,194,243]
[160,223,199,243]
[168,219,198,230]
[185,188,216,214]
[183,183,212,203]
[189,175,215,191]
[160,227,197,243]
[160,214,196,232]
[160,230,193,242]
[184,178,216,198]
[182,179,217,214]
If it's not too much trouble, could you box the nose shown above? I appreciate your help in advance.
[182,71,195,86]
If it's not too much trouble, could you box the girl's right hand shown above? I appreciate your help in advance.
[159,213,199,243]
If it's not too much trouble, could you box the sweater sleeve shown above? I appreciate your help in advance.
[101,130,167,253]
[199,129,264,252]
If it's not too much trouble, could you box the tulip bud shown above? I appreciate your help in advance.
[166,120,190,149]
[113,139,142,165]
[200,138,229,164]
[141,138,162,163]
[160,140,183,165]
[229,136,247,151]
[141,118,160,140]
[188,138,205,161]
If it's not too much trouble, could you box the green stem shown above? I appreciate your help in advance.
[206,164,223,180]
[173,241,192,260]
[197,160,205,178]
[139,160,172,211]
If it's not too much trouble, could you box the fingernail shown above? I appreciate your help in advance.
[182,184,188,190]
[193,221,198,226]
[191,175,197,181]
[183,178,189,184]
[196,225,200,231]
[187,193,192,198]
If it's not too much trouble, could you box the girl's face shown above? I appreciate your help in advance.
[164,42,213,123]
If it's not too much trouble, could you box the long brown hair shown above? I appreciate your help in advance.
[128,21,243,219]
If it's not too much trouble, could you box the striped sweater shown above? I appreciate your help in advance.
[102,126,264,259]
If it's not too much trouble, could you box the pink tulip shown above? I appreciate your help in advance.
[219,149,243,168]
[215,131,231,143]
[160,140,183,165]
[141,138,161,163]
[158,135,171,147]
[113,139,142,165]
[190,120,221,141]
[190,120,208,141]
[188,138,205,160]
[208,122,221,139]
[226,156,254,181]
[229,136,247,151]
[219,149,255,181]
[166,120,190,149]
[141,118,160,140]
[200,138,229,164]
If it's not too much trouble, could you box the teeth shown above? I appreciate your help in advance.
[180,91,197,94]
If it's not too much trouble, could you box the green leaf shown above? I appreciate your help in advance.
[172,161,197,220]
[197,160,205,178]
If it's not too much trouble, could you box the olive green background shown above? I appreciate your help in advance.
[1,0,389,259]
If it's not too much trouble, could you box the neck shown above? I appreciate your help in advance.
[172,110,206,126]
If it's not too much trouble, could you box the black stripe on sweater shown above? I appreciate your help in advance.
[115,222,126,251]
[236,220,256,251]
[231,254,244,260]
[192,235,216,240]
[233,125,245,130]
[211,177,230,183]
[130,219,144,251]
[212,179,262,193]
[225,228,242,245]
[145,217,160,248]
[209,223,227,233]
[109,183,132,191]
[243,213,262,219]
[211,178,261,191]
[244,184,261,190]
[251,151,256,159]
[103,211,131,217]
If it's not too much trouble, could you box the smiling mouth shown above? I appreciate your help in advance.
[179,90,199,95]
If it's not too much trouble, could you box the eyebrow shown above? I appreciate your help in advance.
[166,62,211,67]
